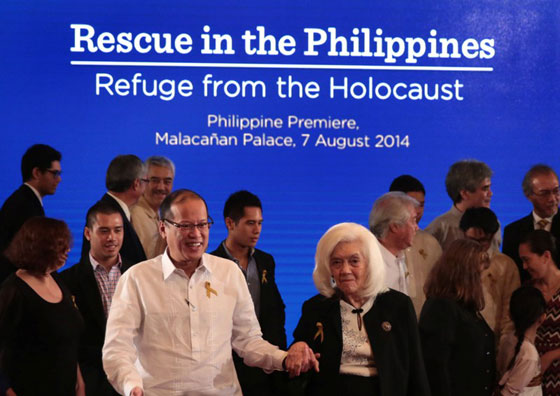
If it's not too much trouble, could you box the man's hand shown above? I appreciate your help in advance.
[284,341,320,377]
[130,386,144,396]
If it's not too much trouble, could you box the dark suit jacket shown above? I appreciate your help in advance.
[81,194,146,265]
[210,244,287,396]
[0,185,44,284]
[419,297,495,396]
[60,256,133,396]
[0,184,44,252]
[293,290,430,396]
[502,212,560,281]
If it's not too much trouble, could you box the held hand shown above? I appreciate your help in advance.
[6,388,17,396]
[130,386,144,396]
[284,341,320,377]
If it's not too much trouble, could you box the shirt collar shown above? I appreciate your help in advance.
[532,211,554,224]
[89,253,122,272]
[161,249,211,280]
[24,183,43,206]
[220,241,255,264]
[378,241,404,262]
[107,192,131,221]
[450,204,463,217]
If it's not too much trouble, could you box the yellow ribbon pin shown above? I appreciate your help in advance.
[205,282,218,298]
[314,322,324,343]
[261,269,268,284]
[419,248,428,260]
[71,295,78,309]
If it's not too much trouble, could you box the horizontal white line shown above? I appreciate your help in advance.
[70,60,493,72]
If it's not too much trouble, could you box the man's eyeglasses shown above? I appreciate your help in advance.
[163,217,214,232]
[149,177,173,186]
[45,169,62,177]
[532,187,560,198]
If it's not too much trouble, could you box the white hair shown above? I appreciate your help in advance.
[313,222,387,299]
[369,191,418,239]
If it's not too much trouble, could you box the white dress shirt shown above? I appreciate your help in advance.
[532,211,554,232]
[379,242,408,295]
[102,251,287,396]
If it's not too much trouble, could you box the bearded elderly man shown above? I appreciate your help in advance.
[102,189,318,396]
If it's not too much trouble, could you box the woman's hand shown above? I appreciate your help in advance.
[541,348,560,373]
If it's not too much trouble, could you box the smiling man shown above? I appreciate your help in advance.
[426,159,501,252]
[102,189,317,396]
[62,202,133,396]
[211,190,287,396]
[131,156,175,259]
[503,164,560,281]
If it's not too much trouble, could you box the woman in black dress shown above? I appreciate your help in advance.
[419,238,495,396]
[0,217,84,396]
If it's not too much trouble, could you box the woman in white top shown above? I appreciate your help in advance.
[499,286,546,396]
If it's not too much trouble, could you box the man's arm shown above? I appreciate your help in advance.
[230,267,318,375]
[102,271,144,396]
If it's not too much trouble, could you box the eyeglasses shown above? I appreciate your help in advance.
[149,177,173,186]
[532,188,560,198]
[45,169,62,177]
[163,217,214,232]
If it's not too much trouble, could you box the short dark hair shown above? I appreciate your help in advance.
[459,207,499,236]
[522,164,558,197]
[223,190,262,223]
[520,230,558,265]
[389,175,426,195]
[160,189,209,221]
[5,217,72,275]
[86,202,122,228]
[105,155,145,192]
[21,144,62,182]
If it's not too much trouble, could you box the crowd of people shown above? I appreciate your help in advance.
[1,143,560,396]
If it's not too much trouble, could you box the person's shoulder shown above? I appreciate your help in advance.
[301,293,334,310]
[504,214,532,232]
[376,289,414,310]
[490,252,518,272]
[204,253,240,272]
[0,185,38,211]
[123,256,163,279]
[254,248,273,260]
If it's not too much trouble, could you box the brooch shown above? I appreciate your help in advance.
[381,321,392,332]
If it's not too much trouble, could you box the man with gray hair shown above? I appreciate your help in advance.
[369,191,419,294]
[131,156,175,259]
[426,159,500,252]
[503,164,560,281]
[81,154,147,264]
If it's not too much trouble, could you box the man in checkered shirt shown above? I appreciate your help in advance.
[62,201,135,396]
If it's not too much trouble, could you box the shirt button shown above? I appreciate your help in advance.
[192,306,197,312]
[486,369,490,373]
[486,351,490,356]
[484,386,488,390]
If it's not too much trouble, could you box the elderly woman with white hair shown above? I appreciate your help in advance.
[291,222,430,396]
